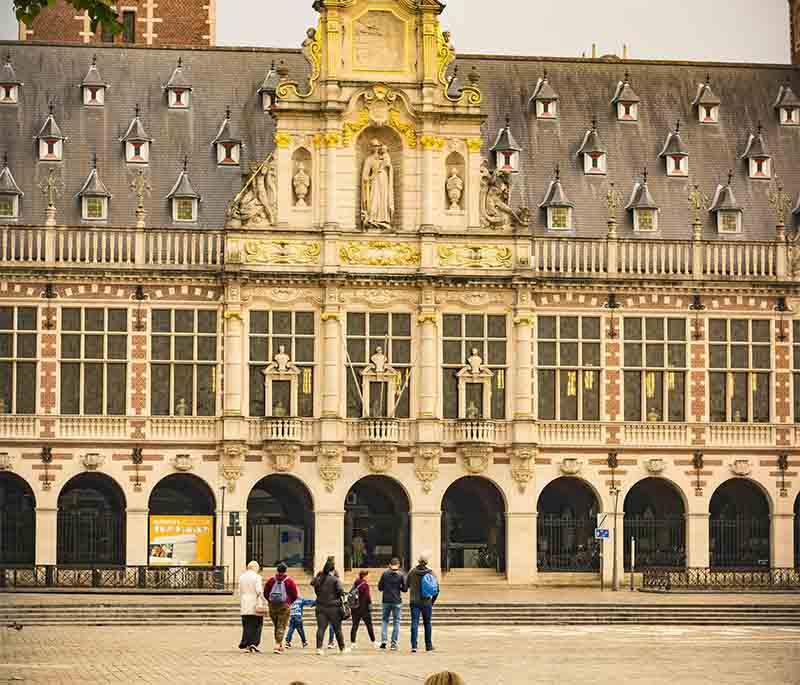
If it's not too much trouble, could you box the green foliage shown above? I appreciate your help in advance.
[14,0,122,33]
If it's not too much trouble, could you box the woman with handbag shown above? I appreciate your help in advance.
[311,556,348,655]
[239,560,266,653]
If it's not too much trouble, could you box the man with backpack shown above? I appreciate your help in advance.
[406,553,439,653]
[377,557,407,651]
[263,562,299,654]
[348,569,377,648]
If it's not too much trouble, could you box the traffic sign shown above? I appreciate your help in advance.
[226,525,242,537]
[594,528,609,539]
[228,512,240,526]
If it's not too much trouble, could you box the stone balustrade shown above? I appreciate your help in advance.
[262,418,304,442]
[452,419,497,444]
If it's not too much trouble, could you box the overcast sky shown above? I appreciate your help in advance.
[0,0,792,63]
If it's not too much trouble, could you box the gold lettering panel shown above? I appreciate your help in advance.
[437,245,513,269]
[352,9,409,73]
[243,240,321,265]
[339,240,420,266]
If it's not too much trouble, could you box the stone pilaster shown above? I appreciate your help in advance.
[35,507,57,565]
[126,509,149,566]
[411,510,441,575]
[505,513,537,584]
[686,512,710,568]
[771,513,795,568]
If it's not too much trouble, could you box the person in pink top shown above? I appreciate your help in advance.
[263,562,299,654]
[349,569,377,649]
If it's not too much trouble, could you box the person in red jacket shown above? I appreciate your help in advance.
[349,569,377,649]
[264,562,299,654]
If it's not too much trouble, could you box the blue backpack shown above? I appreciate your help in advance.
[420,572,439,599]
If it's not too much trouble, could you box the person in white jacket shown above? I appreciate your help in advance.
[239,560,265,653]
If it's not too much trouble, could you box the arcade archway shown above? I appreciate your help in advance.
[441,476,506,572]
[57,473,125,566]
[345,475,410,570]
[537,477,600,572]
[710,478,770,568]
[248,475,314,571]
[624,478,686,569]
[0,472,35,565]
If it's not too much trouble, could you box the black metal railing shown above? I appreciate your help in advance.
[623,516,685,570]
[0,565,227,590]
[537,516,600,571]
[709,516,770,568]
[642,567,800,591]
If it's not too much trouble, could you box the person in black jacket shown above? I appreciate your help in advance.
[311,556,348,654]
[407,553,439,653]
[377,557,407,650]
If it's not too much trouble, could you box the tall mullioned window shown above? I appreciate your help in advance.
[60,308,127,415]
[536,316,601,421]
[442,313,507,419]
[623,318,687,422]
[151,309,217,416]
[346,312,411,419]
[0,306,36,415]
[709,319,771,423]
[794,321,800,422]
[249,310,315,418]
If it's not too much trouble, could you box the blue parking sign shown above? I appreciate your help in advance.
[594,528,609,539]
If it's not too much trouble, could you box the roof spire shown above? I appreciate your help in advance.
[642,166,648,184]
[183,155,189,172]
[591,116,597,131]
[554,163,561,181]
[177,56,183,69]
[91,54,97,67]
[134,103,140,118]
[225,105,231,120]
[92,153,98,169]
[675,120,681,133]
[727,169,734,186]
[48,100,54,116]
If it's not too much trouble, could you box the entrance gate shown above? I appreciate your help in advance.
[710,479,770,568]
[623,478,686,569]
[0,473,35,565]
[537,477,599,571]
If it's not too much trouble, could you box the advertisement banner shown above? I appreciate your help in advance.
[148,515,214,566]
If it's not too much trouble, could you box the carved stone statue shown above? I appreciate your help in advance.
[293,162,310,207]
[361,139,394,230]
[225,156,278,229]
[467,348,483,375]
[479,160,530,229]
[274,344,291,372]
[369,346,387,373]
[446,167,464,210]
[466,400,480,420]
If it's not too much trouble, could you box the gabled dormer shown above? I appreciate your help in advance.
[692,75,721,124]
[212,107,242,167]
[611,72,640,121]
[577,119,607,175]
[165,57,192,109]
[0,154,23,220]
[625,168,659,233]
[120,105,152,164]
[774,81,800,126]
[36,103,65,162]
[540,165,574,230]
[166,158,200,222]
[490,115,521,175]
[81,55,108,107]
[257,61,279,111]
[76,157,111,221]
[659,121,688,177]
[793,192,800,223]
[529,70,559,119]
[709,171,742,235]
[740,124,771,179]
[0,54,22,104]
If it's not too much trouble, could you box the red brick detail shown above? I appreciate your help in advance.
[299,456,316,463]
[690,425,705,446]
[122,464,153,471]
[440,457,457,465]
[535,458,552,465]
[690,338,706,423]
[32,463,62,470]
[39,417,56,440]
[397,457,414,464]
[131,332,149,418]
[493,457,511,465]
[130,420,146,441]
[777,427,792,447]
[202,454,220,462]
[775,343,791,423]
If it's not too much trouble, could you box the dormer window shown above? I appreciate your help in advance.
[0,156,22,220]
[693,75,721,124]
[774,82,800,126]
[741,124,771,180]
[710,172,742,235]
[165,58,192,110]
[258,62,279,112]
[80,55,107,107]
[612,72,640,122]
[489,116,521,175]
[0,55,21,105]
[540,166,574,231]
[626,169,659,233]
[782,107,799,125]
[212,108,242,167]
[36,104,65,162]
[76,157,111,222]
[121,105,152,165]
[577,120,607,175]
[529,71,559,119]
[659,122,689,177]
[718,210,741,234]
[167,158,200,223]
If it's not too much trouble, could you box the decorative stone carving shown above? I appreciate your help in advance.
[460,445,492,475]
[456,349,493,420]
[559,458,582,476]
[361,139,395,230]
[446,167,464,210]
[511,447,537,493]
[437,245,513,269]
[731,459,752,477]
[292,162,311,208]
[339,241,420,266]
[364,445,397,474]
[317,445,344,492]
[172,454,195,472]
[0,452,13,471]
[225,156,278,229]
[414,446,441,494]
[243,240,321,265]
[267,443,300,473]
[219,444,245,489]
[645,458,666,475]
[278,27,322,100]
[81,453,105,471]
[263,347,301,417]
[368,346,388,374]
[479,161,530,229]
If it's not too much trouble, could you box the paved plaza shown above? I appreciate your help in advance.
[2,622,799,685]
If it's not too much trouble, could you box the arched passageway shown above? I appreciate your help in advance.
[537,477,600,572]
[0,473,35,565]
[58,473,125,566]
[148,474,215,567]
[624,478,686,569]
[709,479,770,568]
[345,476,409,570]
[248,475,314,571]
[441,477,506,572]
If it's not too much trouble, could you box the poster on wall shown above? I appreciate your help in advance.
[148,515,214,566]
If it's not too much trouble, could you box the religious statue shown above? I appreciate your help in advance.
[446,167,464,210]
[479,161,530,229]
[293,162,310,207]
[274,344,291,372]
[361,139,394,230]
[225,156,278,229]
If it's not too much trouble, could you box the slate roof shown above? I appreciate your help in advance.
[612,74,640,104]
[692,76,721,107]
[81,55,107,89]
[709,175,742,212]
[626,172,659,211]
[120,107,152,142]
[76,164,112,198]
[0,158,23,196]
[0,41,797,239]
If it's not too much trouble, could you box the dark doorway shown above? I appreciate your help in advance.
[624,478,686,569]
[537,477,600,571]
[0,473,35,565]
[149,473,215,515]
[57,473,125,566]
[248,475,314,571]
[345,476,409,570]
[709,478,770,568]
[441,476,505,572]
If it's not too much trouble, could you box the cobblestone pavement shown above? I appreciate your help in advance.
[2,624,800,685]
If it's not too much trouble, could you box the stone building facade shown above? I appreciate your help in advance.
[0,0,799,588]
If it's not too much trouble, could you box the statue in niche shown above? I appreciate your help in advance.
[274,345,291,372]
[361,139,395,230]
[479,161,530,230]
[293,162,310,207]
[225,157,278,228]
[446,167,464,210]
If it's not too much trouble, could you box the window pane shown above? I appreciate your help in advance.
[645,371,663,421]
[560,342,578,366]
[753,374,769,423]
[15,362,35,414]
[752,345,771,370]
[465,315,484,338]
[392,313,411,337]
[152,310,171,333]
[443,340,461,365]
[624,371,642,422]
[296,312,314,336]
[197,311,217,334]
[0,334,10,357]
[624,343,642,367]
[582,370,599,421]
[17,307,36,330]
[175,310,194,333]
[84,335,104,359]
[62,308,81,331]
[61,363,81,415]
[106,364,126,415]
[667,344,686,368]
[583,342,600,367]
[273,311,291,335]
[730,320,748,342]
[559,371,578,420]
[61,334,81,359]
[108,335,127,360]
[0,362,10,412]
[730,345,748,369]
[298,368,314,418]
[537,316,556,340]
[487,315,506,338]
[668,319,686,341]
[491,383,505,420]
[645,318,664,340]
[709,372,726,422]
[391,339,410,365]
[272,380,291,416]
[347,312,366,336]
[17,333,36,358]
[174,365,194,415]
[295,337,314,364]
[537,370,555,420]
[394,375,410,419]
[794,346,800,371]
[667,372,685,422]
[369,380,388,417]
[560,317,578,339]
[369,313,389,337]
[107,309,127,332]
[347,339,366,365]
[150,364,171,416]
[83,363,103,415]
[250,311,268,335]
[645,344,665,368]
[731,373,747,422]
[347,371,363,418]
[197,337,216,362]
[249,366,265,417]
[0,308,12,330]
[487,340,506,365]
[174,337,194,361]
[795,373,800,422]
[196,366,215,416]
[582,317,601,340]
[624,318,642,341]
[442,369,458,419]
[152,336,171,361]
[442,315,461,338]
[465,383,483,417]
[538,342,556,367]
[709,319,727,342]
[249,337,268,363]
[709,345,727,369]
[84,309,104,332]
[751,320,770,343]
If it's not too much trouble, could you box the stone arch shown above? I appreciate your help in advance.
[441,476,506,572]
[537,476,601,572]
[148,473,216,515]
[344,474,410,570]
[356,126,403,230]
[623,477,687,569]
[0,472,36,565]
[709,478,771,568]
[57,472,126,566]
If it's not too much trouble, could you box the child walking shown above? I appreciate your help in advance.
[285,596,316,648]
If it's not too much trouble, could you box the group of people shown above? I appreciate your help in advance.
[238,554,440,656]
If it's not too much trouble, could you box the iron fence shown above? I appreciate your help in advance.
[0,565,226,590]
[623,516,685,569]
[709,516,770,568]
[642,567,800,591]
[57,510,125,566]
[0,510,35,565]
[537,515,600,571]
